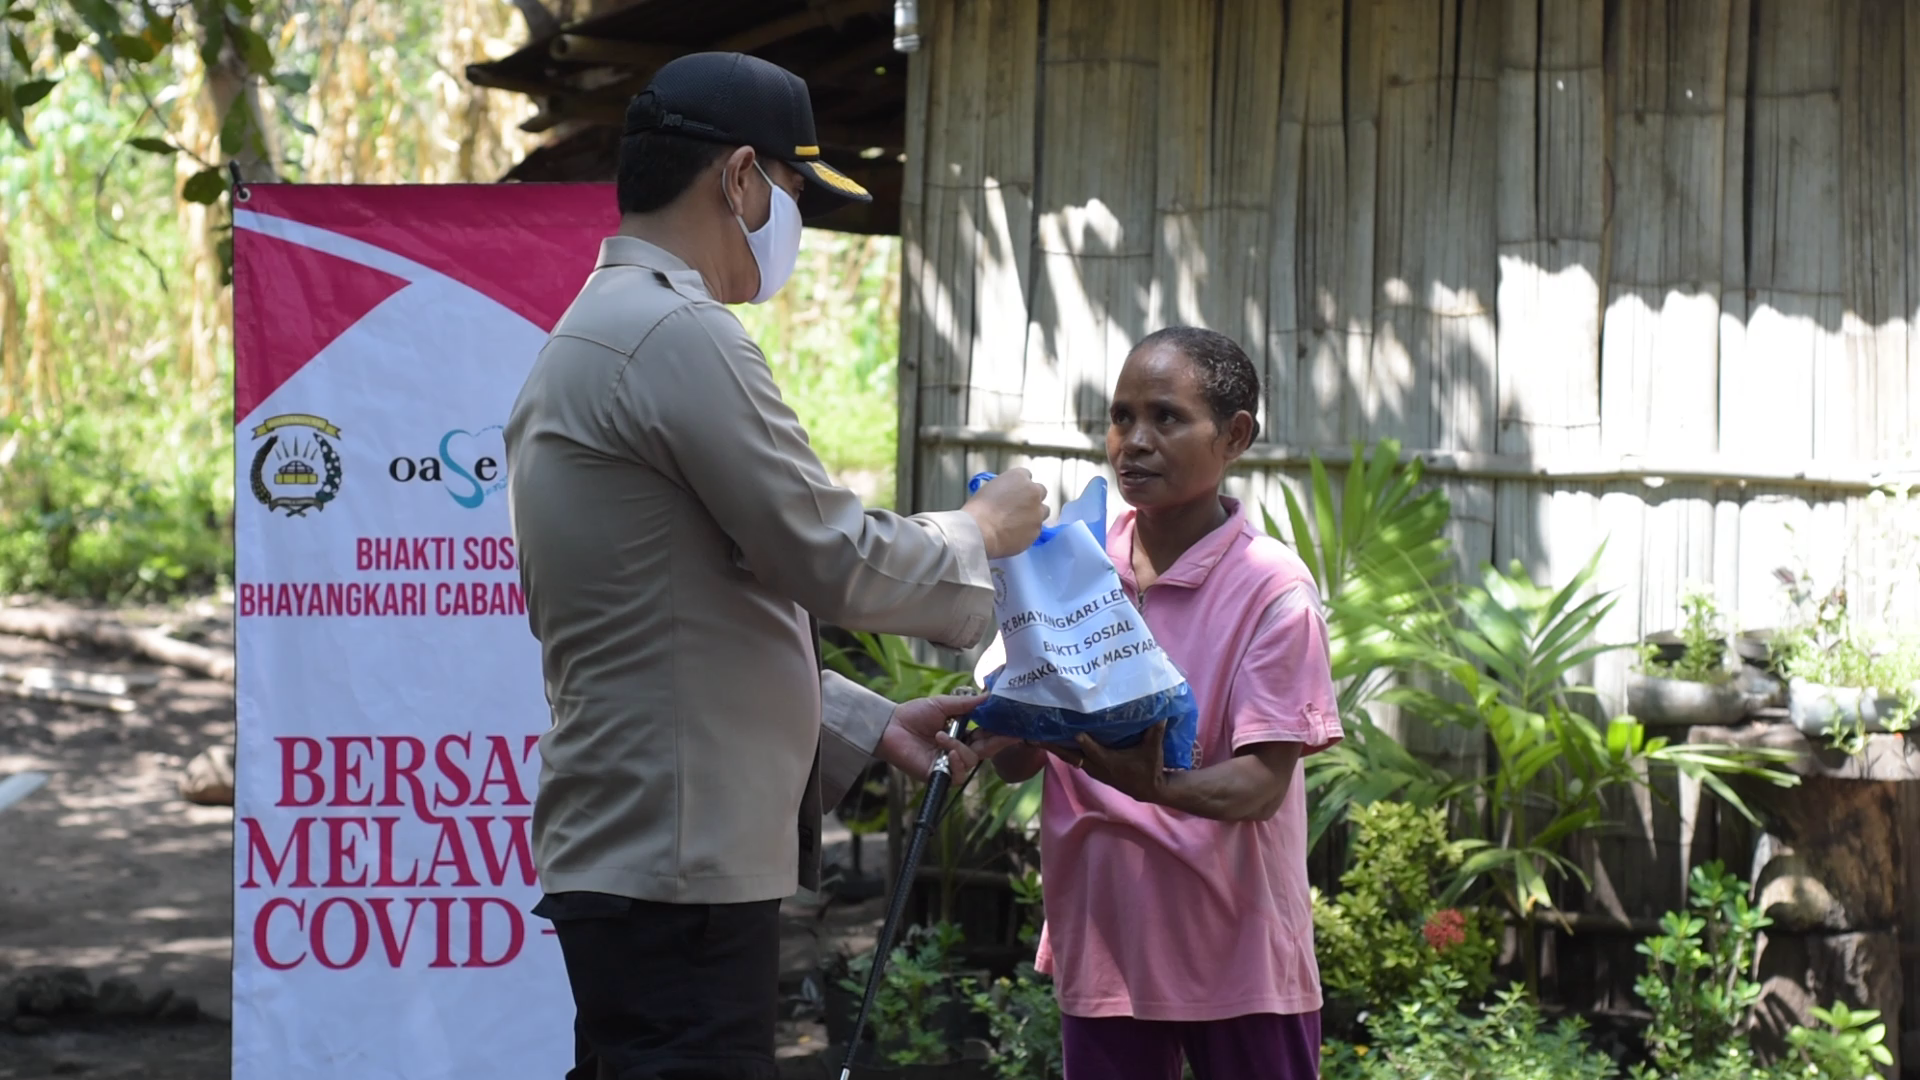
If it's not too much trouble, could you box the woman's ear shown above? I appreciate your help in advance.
[1223,410,1257,459]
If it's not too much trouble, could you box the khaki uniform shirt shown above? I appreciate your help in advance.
[504,235,993,905]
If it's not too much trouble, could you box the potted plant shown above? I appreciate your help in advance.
[903,777,1043,976]
[962,962,1063,1080]
[1627,587,1752,726]
[834,922,993,1078]
[1771,577,1920,751]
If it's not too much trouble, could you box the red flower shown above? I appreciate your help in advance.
[1423,909,1467,952]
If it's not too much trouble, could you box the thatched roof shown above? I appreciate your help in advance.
[466,0,907,234]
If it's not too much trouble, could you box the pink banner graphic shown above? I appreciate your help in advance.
[232,184,616,1079]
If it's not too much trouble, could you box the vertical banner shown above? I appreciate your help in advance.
[232,185,616,1079]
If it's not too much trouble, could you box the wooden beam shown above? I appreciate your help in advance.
[525,89,901,152]
[716,0,890,54]
[465,65,572,97]
[0,608,234,681]
[549,35,679,67]
[0,772,47,816]
[0,681,137,713]
[508,0,561,40]
[0,663,158,695]
[916,426,1920,492]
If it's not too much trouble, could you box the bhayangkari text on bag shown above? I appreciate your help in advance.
[969,473,1199,769]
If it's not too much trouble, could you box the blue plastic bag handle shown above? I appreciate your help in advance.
[969,471,1067,546]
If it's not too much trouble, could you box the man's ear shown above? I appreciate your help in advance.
[719,145,758,207]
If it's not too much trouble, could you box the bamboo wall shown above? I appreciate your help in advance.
[896,0,1920,1045]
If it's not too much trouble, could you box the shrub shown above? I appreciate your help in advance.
[1635,861,1770,1071]
[1321,974,1618,1080]
[964,962,1062,1080]
[840,921,966,1065]
[1312,801,1500,1012]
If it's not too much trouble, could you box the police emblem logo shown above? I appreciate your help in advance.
[991,567,1007,607]
[249,413,343,518]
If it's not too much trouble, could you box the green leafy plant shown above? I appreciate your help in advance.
[1639,587,1736,685]
[1626,1044,1788,1080]
[1340,549,1800,995]
[1303,709,1472,850]
[1634,862,1771,1072]
[1262,438,1459,849]
[1007,868,1044,947]
[1784,1002,1894,1079]
[822,631,1039,932]
[820,630,975,703]
[964,962,1062,1080]
[1771,574,1920,750]
[1312,801,1500,1012]
[1263,437,1455,722]
[1321,974,1619,1080]
[840,921,966,1066]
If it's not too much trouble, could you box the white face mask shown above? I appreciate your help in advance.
[724,160,802,304]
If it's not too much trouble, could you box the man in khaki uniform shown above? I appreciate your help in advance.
[503,52,1046,1080]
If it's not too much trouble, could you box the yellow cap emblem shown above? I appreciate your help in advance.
[806,161,870,197]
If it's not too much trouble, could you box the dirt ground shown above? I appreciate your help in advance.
[0,599,885,1079]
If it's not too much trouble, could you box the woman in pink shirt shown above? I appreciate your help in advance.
[985,326,1343,1080]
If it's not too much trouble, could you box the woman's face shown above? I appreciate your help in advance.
[1105,344,1251,512]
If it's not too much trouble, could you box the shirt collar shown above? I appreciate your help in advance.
[595,235,713,299]
[1108,496,1253,592]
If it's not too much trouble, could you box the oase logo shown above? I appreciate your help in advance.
[389,425,506,509]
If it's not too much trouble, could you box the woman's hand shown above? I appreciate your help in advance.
[1061,722,1170,805]
[991,741,1050,784]
[1053,727,1304,821]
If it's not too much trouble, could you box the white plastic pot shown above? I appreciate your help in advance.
[1786,678,1915,736]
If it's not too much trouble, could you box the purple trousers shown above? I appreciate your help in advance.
[1060,1011,1321,1080]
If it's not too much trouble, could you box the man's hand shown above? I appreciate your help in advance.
[962,468,1049,558]
[1049,723,1170,805]
[878,691,1022,783]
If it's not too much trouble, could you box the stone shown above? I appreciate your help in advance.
[1750,779,1901,933]
[179,745,234,806]
[140,988,174,1019]
[92,977,144,1018]
[14,967,92,1017]
[1752,930,1904,1072]
[155,993,199,1024]
[10,1015,52,1036]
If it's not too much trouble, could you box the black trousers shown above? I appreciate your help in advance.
[534,891,783,1080]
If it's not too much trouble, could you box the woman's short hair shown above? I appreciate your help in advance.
[1133,326,1263,441]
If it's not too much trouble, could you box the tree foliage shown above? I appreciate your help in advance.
[2,0,294,204]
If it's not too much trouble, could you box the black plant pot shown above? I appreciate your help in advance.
[905,877,1029,981]
[824,975,860,1048]
[832,1052,993,1080]
[1736,628,1783,671]
[821,970,989,1051]
[1642,630,1690,666]
[844,1066,992,1080]
[1319,999,1368,1044]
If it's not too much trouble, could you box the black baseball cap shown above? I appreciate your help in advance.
[624,51,873,219]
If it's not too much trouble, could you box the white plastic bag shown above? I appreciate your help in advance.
[969,474,1198,768]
